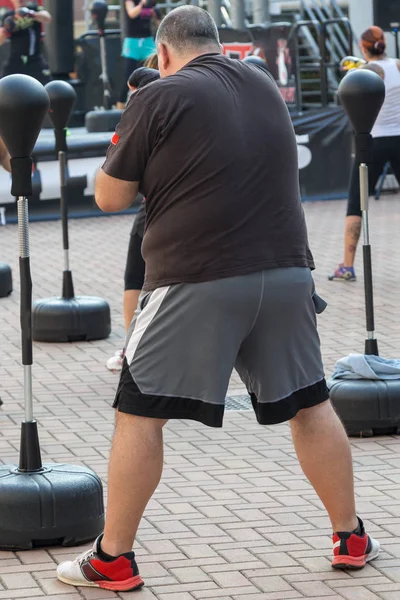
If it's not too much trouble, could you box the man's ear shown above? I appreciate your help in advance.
[157,42,169,75]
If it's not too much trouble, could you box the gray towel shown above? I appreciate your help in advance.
[312,292,327,315]
[331,354,400,380]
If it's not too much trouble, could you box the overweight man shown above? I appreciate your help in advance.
[57,6,379,593]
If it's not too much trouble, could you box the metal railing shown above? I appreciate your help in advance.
[319,16,352,104]
[301,1,350,63]
[293,1,354,106]
[288,19,323,111]
[83,0,185,30]
[78,0,357,112]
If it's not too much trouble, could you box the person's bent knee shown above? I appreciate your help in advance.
[115,410,168,429]
[289,399,332,425]
[346,208,362,218]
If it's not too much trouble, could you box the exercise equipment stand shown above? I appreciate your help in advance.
[329,69,400,437]
[32,80,111,343]
[0,74,104,549]
[0,262,12,297]
[85,1,124,133]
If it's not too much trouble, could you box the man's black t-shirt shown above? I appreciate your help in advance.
[102,53,314,291]
[2,4,42,58]
[123,0,159,38]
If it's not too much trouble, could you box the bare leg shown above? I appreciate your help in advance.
[123,289,141,332]
[290,400,358,532]
[343,216,362,268]
[101,413,167,556]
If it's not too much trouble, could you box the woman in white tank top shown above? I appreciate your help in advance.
[329,26,400,281]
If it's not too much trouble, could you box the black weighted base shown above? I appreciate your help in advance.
[329,378,400,437]
[0,262,12,297]
[32,296,111,342]
[85,109,123,133]
[0,463,104,550]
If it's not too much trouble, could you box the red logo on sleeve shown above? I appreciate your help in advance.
[111,133,120,145]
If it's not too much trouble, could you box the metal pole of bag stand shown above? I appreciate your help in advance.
[60,152,70,274]
[359,162,378,356]
[99,33,111,110]
[17,189,42,473]
[17,196,35,426]
[59,148,75,299]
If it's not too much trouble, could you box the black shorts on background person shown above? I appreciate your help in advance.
[0,1,52,84]
[124,202,146,293]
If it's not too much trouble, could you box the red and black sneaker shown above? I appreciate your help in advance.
[56,534,144,592]
[332,517,380,570]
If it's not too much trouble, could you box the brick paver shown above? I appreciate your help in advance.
[1,194,400,599]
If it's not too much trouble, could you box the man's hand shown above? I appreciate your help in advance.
[0,27,8,45]
[95,168,139,212]
[17,7,37,19]
[32,9,52,24]
[0,137,11,173]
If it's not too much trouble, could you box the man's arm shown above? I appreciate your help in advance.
[34,8,52,24]
[0,27,9,46]
[96,89,159,212]
[95,168,139,212]
[0,137,11,173]
[125,0,143,19]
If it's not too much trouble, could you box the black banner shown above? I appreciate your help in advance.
[293,106,352,201]
[0,108,353,221]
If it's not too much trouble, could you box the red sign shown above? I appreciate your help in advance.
[222,43,253,61]
[0,0,43,6]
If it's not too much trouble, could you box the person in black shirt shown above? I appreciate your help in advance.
[0,1,51,84]
[117,0,161,108]
[56,7,380,592]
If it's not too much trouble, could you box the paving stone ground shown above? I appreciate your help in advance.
[1,193,400,599]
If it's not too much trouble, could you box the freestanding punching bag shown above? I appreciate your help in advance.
[0,262,12,297]
[32,80,111,342]
[0,74,104,549]
[85,1,124,133]
[329,69,400,436]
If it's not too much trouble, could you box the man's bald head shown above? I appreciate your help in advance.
[156,6,221,57]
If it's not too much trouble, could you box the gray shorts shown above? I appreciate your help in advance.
[114,267,329,427]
